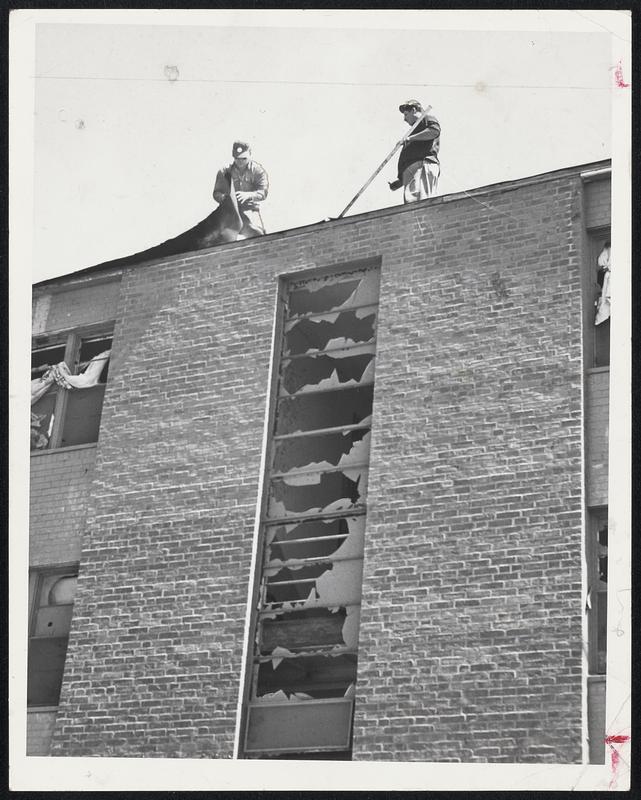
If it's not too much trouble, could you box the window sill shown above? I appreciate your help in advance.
[27,705,58,713]
[587,674,606,683]
[586,366,610,375]
[30,442,98,458]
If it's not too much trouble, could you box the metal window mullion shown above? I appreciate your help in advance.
[264,553,363,571]
[48,333,79,449]
[270,462,369,480]
[259,599,362,619]
[255,648,358,663]
[262,507,366,526]
[285,300,380,324]
[283,338,377,361]
[278,379,375,400]
[265,532,350,547]
[281,342,376,362]
[273,422,370,441]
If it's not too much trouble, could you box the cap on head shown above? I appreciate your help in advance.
[232,140,251,158]
[399,100,423,113]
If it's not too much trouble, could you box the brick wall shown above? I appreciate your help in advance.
[30,446,97,566]
[26,709,58,755]
[51,168,587,760]
[32,277,121,335]
[585,369,609,507]
[355,178,585,763]
[584,177,611,230]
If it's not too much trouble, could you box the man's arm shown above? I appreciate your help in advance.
[240,163,269,203]
[213,168,230,204]
[404,114,440,144]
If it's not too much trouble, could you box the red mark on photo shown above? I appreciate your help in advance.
[614,60,630,88]
[604,733,630,789]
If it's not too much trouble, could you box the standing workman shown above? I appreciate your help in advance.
[389,100,441,203]
[213,141,269,238]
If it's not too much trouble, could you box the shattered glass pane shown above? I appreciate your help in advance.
[288,270,380,318]
[280,347,375,396]
[264,559,364,609]
[31,344,66,377]
[598,525,608,548]
[275,385,374,435]
[261,607,348,652]
[272,429,370,473]
[268,469,368,518]
[265,516,365,561]
[256,653,358,699]
[284,307,377,356]
[246,266,379,753]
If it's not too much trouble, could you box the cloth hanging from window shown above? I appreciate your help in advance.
[30,350,111,449]
[49,350,111,390]
[31,350,111,404]
[595,245,611,326]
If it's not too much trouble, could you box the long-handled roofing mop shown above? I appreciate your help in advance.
[336,104,432,219]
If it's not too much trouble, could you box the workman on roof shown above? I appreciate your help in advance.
[389,100,441,203]
[213,141,269,238]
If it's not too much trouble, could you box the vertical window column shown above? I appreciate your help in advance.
[243,265,380,757]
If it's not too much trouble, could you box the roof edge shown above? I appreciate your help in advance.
[35,158,611,288]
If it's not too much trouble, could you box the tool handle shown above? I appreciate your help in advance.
[337,105,432,218]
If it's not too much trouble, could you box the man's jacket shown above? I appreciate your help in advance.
[397,114,441,178]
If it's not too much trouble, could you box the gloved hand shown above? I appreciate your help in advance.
[388,179,402,191]
[236,191,254,204]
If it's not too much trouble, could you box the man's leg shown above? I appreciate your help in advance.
[402,161,439,203]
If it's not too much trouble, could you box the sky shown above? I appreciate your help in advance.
[11,9,630,283]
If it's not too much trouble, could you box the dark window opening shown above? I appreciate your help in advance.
[28,569,78,707]
[242,265,380,757]
[587,509,608,675]
[591,232,611,368]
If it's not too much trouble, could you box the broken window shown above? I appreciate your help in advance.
[27,566,78,707]
[31,331,112,451]
[242,264,380,757]
[592,232,611,367]
[587,509,608,674]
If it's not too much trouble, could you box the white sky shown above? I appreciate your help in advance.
[12,9,629,282]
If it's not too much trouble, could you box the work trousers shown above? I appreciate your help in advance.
[402,161,440,204]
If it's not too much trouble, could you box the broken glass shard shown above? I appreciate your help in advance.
[268,469,368,518]
[280,348,375,395]
[260,607,349,652]
[256,653,358,699]
[275,386,374,435]
[272,429,370,473]
[284,307,377,356]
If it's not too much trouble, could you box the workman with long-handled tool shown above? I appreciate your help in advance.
[213,141,269,238]
[389,100,441,203]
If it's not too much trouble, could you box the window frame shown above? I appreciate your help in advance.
[586,227,611,369]
[27,563,79,708]
[587,507,608,675]
[240,259,381,758]
[31,322,114,452]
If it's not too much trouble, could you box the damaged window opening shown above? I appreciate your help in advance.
[242,264,380,758]
[587,509,608,675]
[28,567,78,707]
[31,331,113,451]
[592,231,611,367]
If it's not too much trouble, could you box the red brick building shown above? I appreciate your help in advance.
[28,161,611,762]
